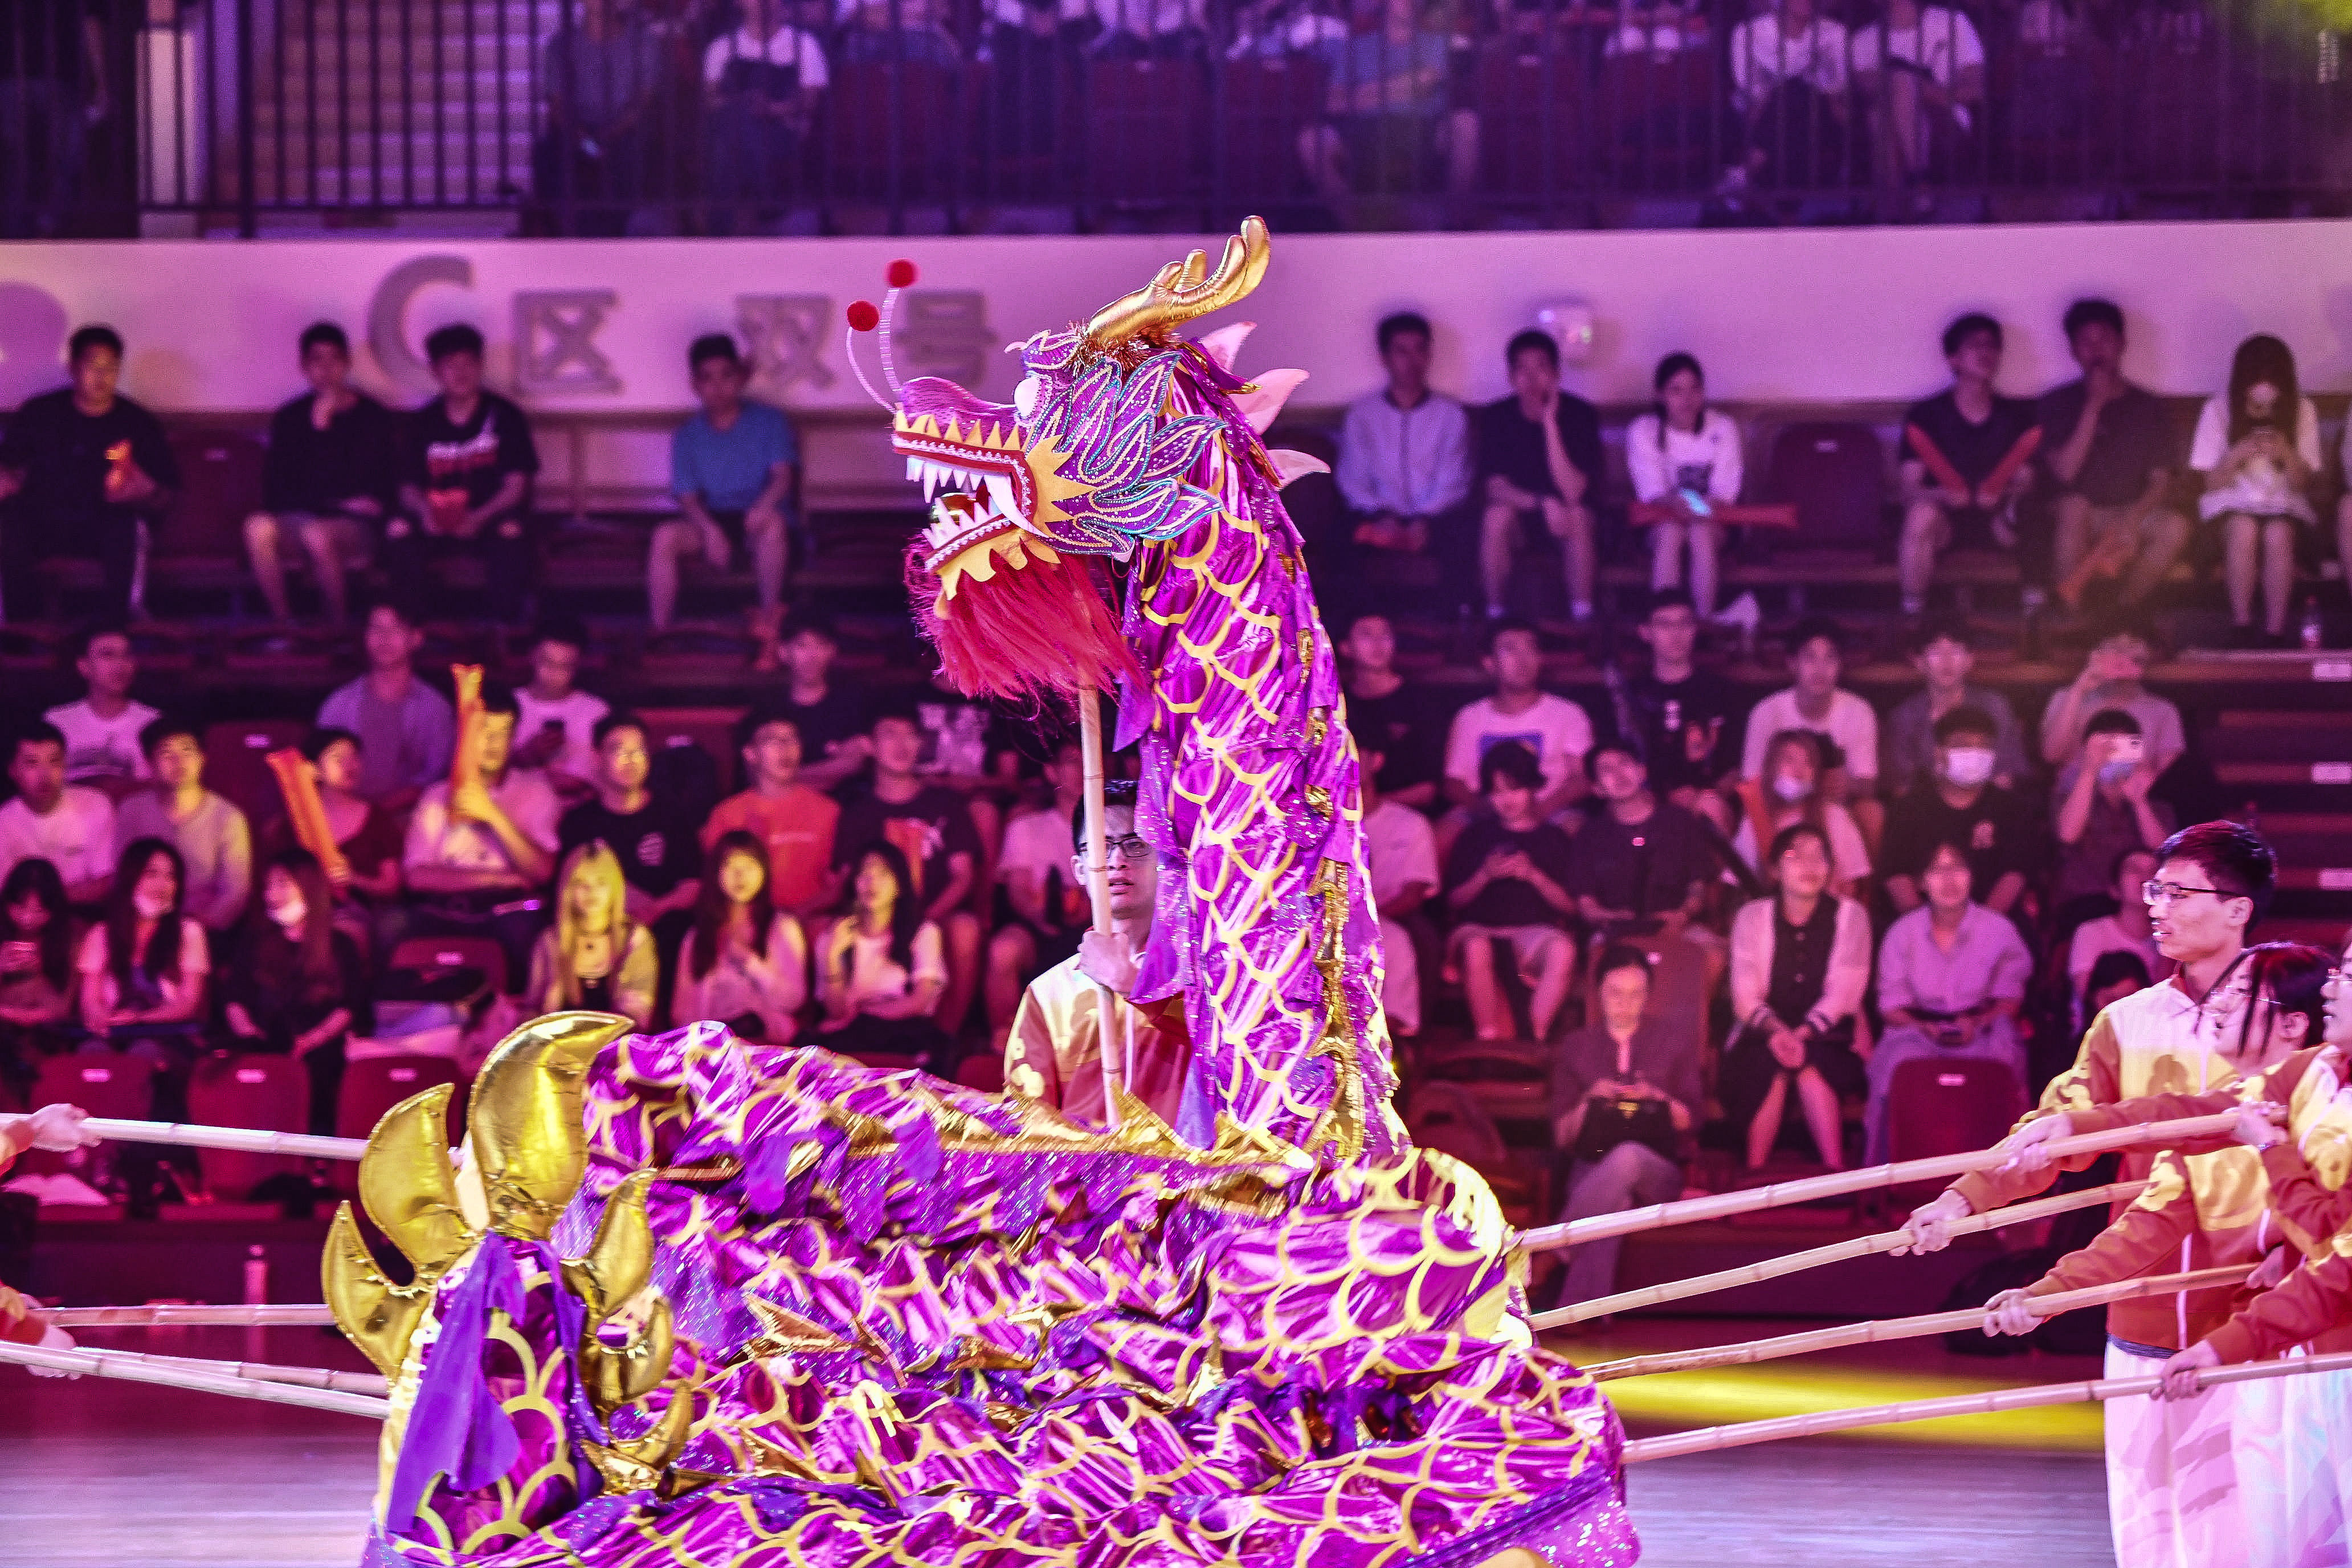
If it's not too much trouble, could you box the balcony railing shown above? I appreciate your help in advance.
[3,0,2347,238]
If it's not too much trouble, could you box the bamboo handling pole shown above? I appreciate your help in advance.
[65,1345,389,1396]
[1584,1264,2247,1383]
[1622,1348,2352,1465]
[1517,1112,2239,1253]
[1531,1180,2150,1330]
[0,1339,391,1419]
[1076,680,1126,1128]
[82,1118,367,1162]
[44,1303,339,1328]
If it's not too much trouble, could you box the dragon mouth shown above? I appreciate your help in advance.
[893,412,1041,573]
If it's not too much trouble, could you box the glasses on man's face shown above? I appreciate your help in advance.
[1091,834,1150,864]
[2324,964,2352,993]
[2142,880,2232,906]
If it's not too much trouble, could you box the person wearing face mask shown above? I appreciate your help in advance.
[1738,617,1881,848]
[1901,823,2277,1567]
[1730,729,1870,902]
[1984,941,2333,1568]
[2189,334,2322,646]
[1881,707,2030,918]
[224,851,370,1135]
[1864,839,2031,1163]
[2052,707,2173,937]
[1880,616,2029,795]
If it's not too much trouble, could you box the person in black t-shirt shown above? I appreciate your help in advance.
[245,321,398,626]
[832,711,983,1035]
[389,322,541,621]
[1898,313,2040,616]
[1476,330,1604,624]
[1880,706,2031,918]
[0,324,178,622]
[774,611,870,794]
[1443,741,1577,1042]
[0,5,104,236]
[1566,741,1717,938]
[2035,297,2189,611]
[1340,610,1439,810]
[1610,589,1740,834]
[558,712,702,1015]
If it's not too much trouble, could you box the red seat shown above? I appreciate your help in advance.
[202,717,312,834]
[386,935,508,1001]
[21,1052,158,1177]
[186,1052,309,1199]
[1473,47,1586,202]
[1084,58,1207,206]
[637,707,747,799]
[1757,421,1887,554]
[334,1054,466,1148]
[1596,47,1724,193]
[1884,1055,2025,1208]
[819,62,965,203]
[1214,56,1325,207]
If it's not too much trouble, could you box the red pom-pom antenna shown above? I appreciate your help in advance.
[886,259,918,289]
[846,300,881,333]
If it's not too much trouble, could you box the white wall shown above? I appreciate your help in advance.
[0,220,2345,419]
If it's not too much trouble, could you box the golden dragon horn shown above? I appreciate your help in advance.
[468,1010,636,1242]
[324,1084,475,1381]
[1083,217,1271,349]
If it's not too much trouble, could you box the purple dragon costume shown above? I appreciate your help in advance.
[328,222,1637,1568]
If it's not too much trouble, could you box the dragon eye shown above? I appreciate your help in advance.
[1014,375,1040,419]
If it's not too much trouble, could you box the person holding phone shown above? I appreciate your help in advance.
[2189,334,2323,645]
[2052,708,2174,938]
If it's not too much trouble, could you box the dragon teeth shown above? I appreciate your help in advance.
[984,473,1018,520]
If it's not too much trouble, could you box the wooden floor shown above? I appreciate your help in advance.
[1,1326,2116,1567]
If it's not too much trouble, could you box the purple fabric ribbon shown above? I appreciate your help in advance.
[385,1240,527,1531]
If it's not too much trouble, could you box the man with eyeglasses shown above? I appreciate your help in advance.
[1901,820,2276,1566]
[1004,779,1189,1130]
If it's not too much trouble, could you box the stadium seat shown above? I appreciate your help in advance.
[638,706,746,801]
[385,936,508,1003]
[334,1054,465,1149]
[1084,58,1207,207]
[1883,1055,2026,1208]
[1757,422,1888,555]
[19,1052,158,1179]
[1214,56,1325,208]
[1596,47,1724,193]
[820,63,965,205]
[202,717,311,831]
[152,429,268,611]
[1475,46,1587,204]
[1417,1036,1553,1123]
[186,1052,309,1200]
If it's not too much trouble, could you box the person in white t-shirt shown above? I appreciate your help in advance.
[44,624,158,797]
[1738,615,1881,845]
[0,722,117,906]
[1849,0,1983,194]
[1624,352,1743,618]
[2188,334,2324,644]
[1358,738,1438,1037]
[1443,619,1594,823]
[402,683,560,988]
[510,618,610,803]
[703,0,829,232]
[1727,0,1848,187]
[985,741,1085,1040]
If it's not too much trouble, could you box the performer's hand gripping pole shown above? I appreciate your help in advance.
[1078,681,1126,1128]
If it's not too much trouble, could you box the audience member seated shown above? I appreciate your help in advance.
[223,851,369,1135]
[912,668,1019,858]
[1851,1,1983,206]
[76,839,210,1116]
[1335,313,1472,601]
[2037,627,2184,778]
[1567,741,1716,944]
[1360,740,1438,1039]
[2079,948,2153,1037]
[1004,780,1188,1126]
[533,0,668,236]
[113,716,253,936]
[1444,618,1592,822]
[1092,0,1207,57]
[528,843,658,1029]
[1626,353,1743,619]
[44,623,157,798]
[2039,298,2187,614]
[816,840,952,1069]
[703,0,827,232]
[402,682,560,987]
[1547,945,1700,1307]
[1731,730,1870,901]
[558,713,702,965]
[1864,839,2031,1162]
[317,602,458,809]
[1300,0,1477,206]
[1340,611,1439,811]
[650,333,799,646]
[0,859,81,1089]
[389,324,541,620]
[1610,589,1740,834]
[1443,742,1577,1043]
[258,728,407,936]
[985,740,1084,1041]
[676,831,807,1040]
[834,712,983,1035]
[771,614,872,793]
[1476,330,1603,624]
[0,722,117,906]
[1881,616,2028,793]
[704,709,841,918]
[244,321,397,626]
[1897,315,2037,616]
[1740,616,1881,844]
[1880,707,2029,918]
[839,0,964,64]
[2050,708,2174,933]
[2191,333,2322,644]
[1726,0,1848,191]
[0,324,178,623]
[1722,823,1869,1171]
[2067,847,2161,1029]
[512,618,610,803]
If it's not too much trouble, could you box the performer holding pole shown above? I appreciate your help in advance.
[1902,822,2277,1568]
[0,1102,100,1375]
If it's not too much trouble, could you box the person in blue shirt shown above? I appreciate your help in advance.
[1300,0,1477,206]
[650,333,801,655]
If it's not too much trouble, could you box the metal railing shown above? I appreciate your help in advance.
[3,0,2347,238]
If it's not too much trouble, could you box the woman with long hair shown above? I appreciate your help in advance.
[224,850,371,1134]
[676,831,806,1042]
[527,842,658,1028]
[2190,333,2322,643]
[77,838,209,1054]
[1625,351,1743,618]
[1730,729,1871,900]
[816,839,949,1069]
[0,858,79,1092]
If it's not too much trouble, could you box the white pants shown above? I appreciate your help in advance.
[1379,916,1420,1036]
[2235,1359,2352,1568]
[2105,1340,2248,1567]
